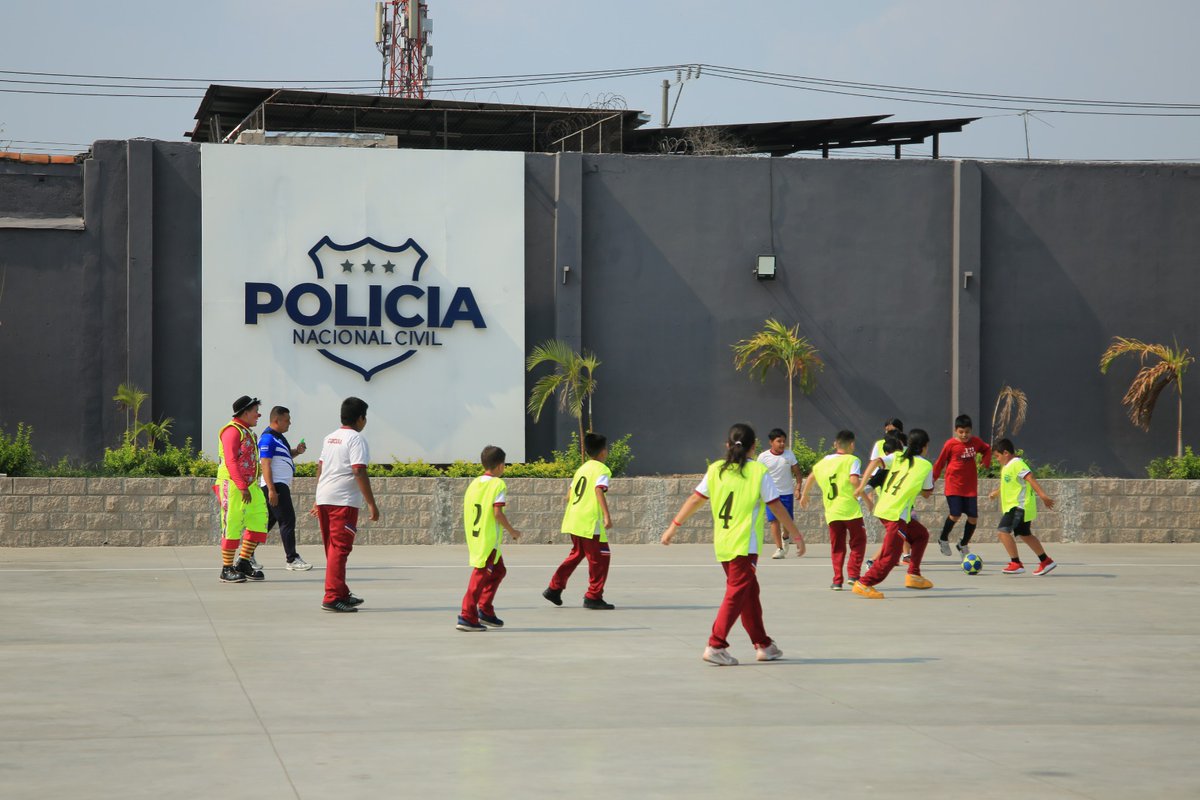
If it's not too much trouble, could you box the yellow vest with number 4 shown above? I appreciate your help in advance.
[561,459,613,542]
[463,475,506,568]
[705,459,770,562]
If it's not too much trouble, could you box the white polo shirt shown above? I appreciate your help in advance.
[315,426,370,508]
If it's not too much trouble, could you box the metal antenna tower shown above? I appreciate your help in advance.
[375,1,433,98]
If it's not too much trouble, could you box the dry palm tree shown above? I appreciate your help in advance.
[1099,337,1194,458]
[731,319,824,446]
[525,339,600,458]
[990,384,1028,443]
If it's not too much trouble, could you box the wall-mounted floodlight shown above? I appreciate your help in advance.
[754,254,777,280]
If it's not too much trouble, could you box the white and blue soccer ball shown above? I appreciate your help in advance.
[962,553,983,574]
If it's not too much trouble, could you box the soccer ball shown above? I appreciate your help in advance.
[962,554,983,574]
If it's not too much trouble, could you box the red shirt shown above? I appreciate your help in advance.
[932,436,992,496]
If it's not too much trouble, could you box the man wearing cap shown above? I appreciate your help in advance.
[213,395,270,583]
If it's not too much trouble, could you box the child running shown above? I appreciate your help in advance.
[932,414,992,558]
[861,418,905,511]
[798,429,866,590]
[661,423,805,666]
[861,434,908,568]
[757,428,801,559]
[543,433,615,610]
[989,439,1057,576]
[458,445,522,631]
[851,429,936,599]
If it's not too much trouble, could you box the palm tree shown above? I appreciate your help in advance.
[1099,337,1194,458]
[990,384,1028,443]
[113,383,148,447]
[731,319,824,446]
[526,339,600,457]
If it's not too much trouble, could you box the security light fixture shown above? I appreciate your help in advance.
[754,254,777,280]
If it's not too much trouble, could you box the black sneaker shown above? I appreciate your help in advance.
[345,594,364,607]
[478,611,504,628]
[220,565,247,583]
[456,616,486,631]
[234,557,265,581]
[321,599,358,613]
[583,597,615,610]
[542,587,563,606]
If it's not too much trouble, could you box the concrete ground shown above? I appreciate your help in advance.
[1,542,1197,800]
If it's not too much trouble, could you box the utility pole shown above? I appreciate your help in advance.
[661,80,669,128]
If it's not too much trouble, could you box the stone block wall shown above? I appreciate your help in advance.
[1,477,1199,546]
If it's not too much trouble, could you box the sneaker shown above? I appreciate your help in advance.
[583,597,615,610]
[542,587,563,606]
[478,611,504,628]
[865,559,874,569]
[321,599,358,613]
[220,565,247,583]
[345,594,364,606]
[1002,562,1025,575]
[455,616,486,632]
[771,547,786,560]
[938,539,952,557]
[956,542,970,557]
[234,557,265,581]
[702,646,738,666]
[249,555,262,571]
[830,582,843,591]
[901,554,911,563]
[286,556,313,571]
[905,574,934,590]
[756,642,783,662]
[852,581,884,599]
[1033,560,1057,576]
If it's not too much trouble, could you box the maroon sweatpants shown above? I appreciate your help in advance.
[860,517,930,587]
[549,533,610,600]
[709,554,771,649]
[317,505,358,604]
[829,517,868,584]
[461,551,507,623]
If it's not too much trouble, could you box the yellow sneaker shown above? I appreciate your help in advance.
[905,574,933,590]
[852,581,884,599]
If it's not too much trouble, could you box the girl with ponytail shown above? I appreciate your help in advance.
[662,423,806,666]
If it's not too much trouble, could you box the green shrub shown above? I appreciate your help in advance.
[382,460,444,477]
[1147,447,1200,479]
[294,462,318,478]
[445,460,484,478]
[504,459,573,478]
[551,432,634,477]
[102,437,213,477]
[0,423,37,476]
[791,435,827,477]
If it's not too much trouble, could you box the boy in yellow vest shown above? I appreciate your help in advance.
[458,445,522,631]
[799,430,867,590]
[989,438,1057,575]
[543,433,615,609]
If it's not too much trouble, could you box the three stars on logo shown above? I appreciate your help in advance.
[341,259,397,274]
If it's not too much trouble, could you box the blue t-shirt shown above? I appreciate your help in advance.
[258,428,295,487]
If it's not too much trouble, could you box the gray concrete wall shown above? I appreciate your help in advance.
[2,476,1198,546]
[2,143,1198,476]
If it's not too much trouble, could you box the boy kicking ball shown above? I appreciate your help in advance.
[989,439,1057,576]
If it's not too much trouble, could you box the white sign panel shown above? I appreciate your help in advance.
[201,145,525,463]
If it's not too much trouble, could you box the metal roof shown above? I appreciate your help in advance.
[187,85,976,158]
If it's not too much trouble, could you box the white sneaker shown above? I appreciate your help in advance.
[938,540,952,557]
[756,642,783,662]
[702,646,739,666]
[249,555,262,570]
[771,548,786,560]
[956,542,969,557]
[286,556,313,571]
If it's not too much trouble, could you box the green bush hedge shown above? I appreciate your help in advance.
[1146,447,1200,479]
[0,423,37,476]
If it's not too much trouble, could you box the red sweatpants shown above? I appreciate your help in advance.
[829,517,867,584]
[860,517,929,587]
[709,554,771,649]
[461,551,507,623]
[549,533,610,600]
[317,505,357,604]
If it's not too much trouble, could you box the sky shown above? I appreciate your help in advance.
[2,0,1199,161]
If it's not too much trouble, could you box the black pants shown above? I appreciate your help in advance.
[265,482,298,561]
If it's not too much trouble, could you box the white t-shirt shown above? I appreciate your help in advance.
[757,448,799,493]
[315,426,370,507]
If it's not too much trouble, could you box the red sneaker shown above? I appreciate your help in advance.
[1002,562,1025,575]
[1033,560,1057,576]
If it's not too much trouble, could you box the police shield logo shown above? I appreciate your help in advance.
[244,235,487,381]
